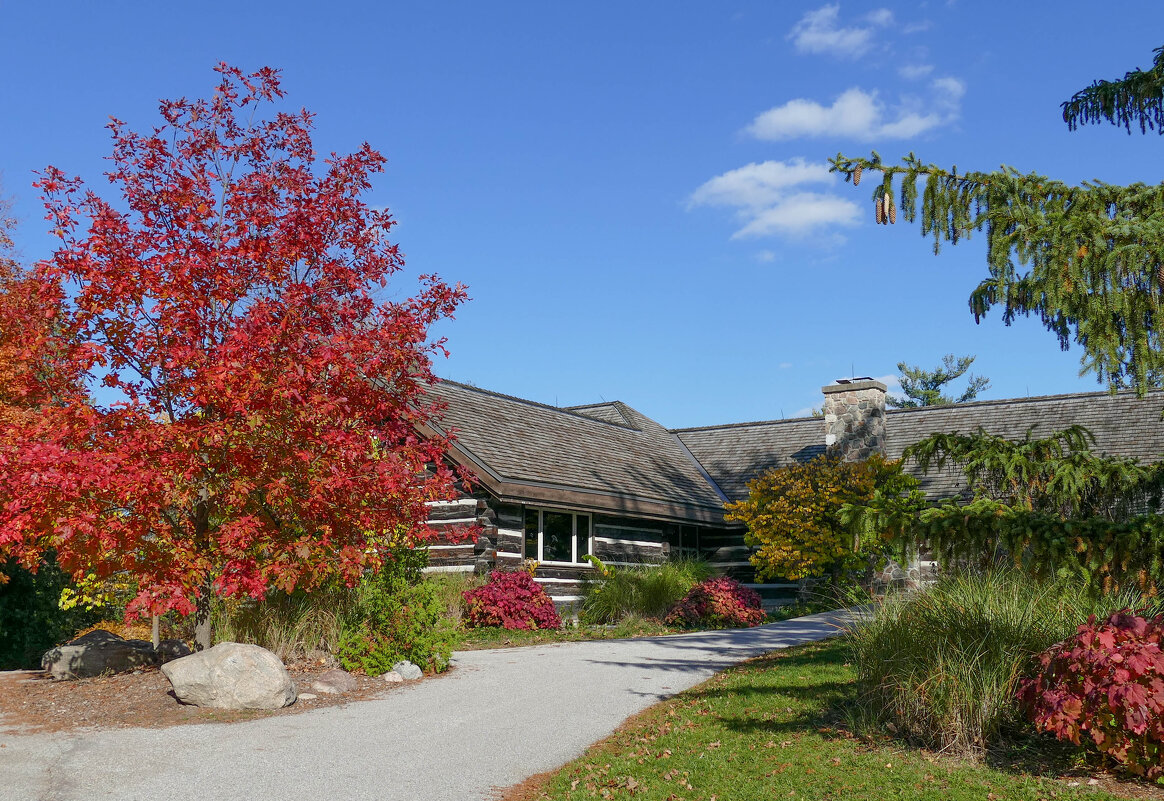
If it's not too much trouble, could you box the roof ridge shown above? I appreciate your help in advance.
[436,378,641,430]
[672,415,817,434]
[885,387,1164,415]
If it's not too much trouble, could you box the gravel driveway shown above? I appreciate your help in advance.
[0,612,848,801]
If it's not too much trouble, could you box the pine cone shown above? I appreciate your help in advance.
[1156,264,1164,291]
[874,196,883,224]
[853,165,863,186]
[889,199,897,224]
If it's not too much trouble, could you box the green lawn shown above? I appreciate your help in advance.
[514,639,1142,801]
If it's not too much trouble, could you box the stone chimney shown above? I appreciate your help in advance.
[822,378,887,462]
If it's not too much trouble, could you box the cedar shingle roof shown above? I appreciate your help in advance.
[672,419,824,501]
[886,390,1164,500]
[427,381,728,522]
[429,380,1164,516]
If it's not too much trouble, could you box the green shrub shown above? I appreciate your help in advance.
[0,557,102,669]
[581,558,713,624]
[337,548,456,675]
[846,567,1140,755]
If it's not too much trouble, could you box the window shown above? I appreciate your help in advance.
[523,508,591,564]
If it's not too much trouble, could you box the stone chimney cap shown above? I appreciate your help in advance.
[821,378,887,394]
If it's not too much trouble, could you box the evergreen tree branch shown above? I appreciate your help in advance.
[1062,45,1164,134]
[830,152,1164,393]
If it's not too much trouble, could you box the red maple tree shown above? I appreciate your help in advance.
[0,65,468,648]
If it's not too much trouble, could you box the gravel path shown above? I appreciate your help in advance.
[0,612,848,801]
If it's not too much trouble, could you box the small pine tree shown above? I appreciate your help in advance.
[889,353,990,409]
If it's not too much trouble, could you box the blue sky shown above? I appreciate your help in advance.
[2,2,1163,426]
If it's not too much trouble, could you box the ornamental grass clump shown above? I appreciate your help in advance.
[1019,611,1164,781]
[461,570,562,631]
[581,558,713,624]
[664,577,765,629]
[847,568,1140,755]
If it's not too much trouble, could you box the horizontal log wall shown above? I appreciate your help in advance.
[420,493,791,610]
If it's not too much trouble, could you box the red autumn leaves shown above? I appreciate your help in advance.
[0,65,468,629]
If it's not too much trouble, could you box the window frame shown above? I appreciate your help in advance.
[523,507,592,565]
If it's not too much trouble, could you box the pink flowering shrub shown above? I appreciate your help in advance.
[461,570,562,630]
[664,577,765,629]
[1017,611,1164,781]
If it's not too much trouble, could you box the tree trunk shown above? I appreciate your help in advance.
[151,615,160,649]
[192,497,213,651]
[193,578,213,651]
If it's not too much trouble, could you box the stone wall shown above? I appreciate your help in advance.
[822,379,887,462]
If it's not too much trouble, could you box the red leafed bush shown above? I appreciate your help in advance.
[664,577,765,629]
[461,570,562,631]
[1017,610,1164,781]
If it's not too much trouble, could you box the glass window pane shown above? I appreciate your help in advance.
[524,508,540,560]
[542,512,572,562]
[576,516,590,562]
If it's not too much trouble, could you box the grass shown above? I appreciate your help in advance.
[580,559,715,624]
[511,638,1138,801]
[846,569,1142,755]
[211,586,357,662]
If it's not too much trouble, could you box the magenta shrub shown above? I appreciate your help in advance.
[664,577,765,629]
[1017,610,1164,781]
[461,570,562,630]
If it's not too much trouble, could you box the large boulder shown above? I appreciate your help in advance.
[161,643,296,709]
[41,630,159,680]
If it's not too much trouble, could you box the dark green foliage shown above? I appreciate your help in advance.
[916,500,1164,593]
[892,426,1164,591]
[337,547,456,675]
[905,425,1164,519]
[832,45,1164,394]
[0,557,101,669]
[889,353,989,408]
[1063,45,1164,134]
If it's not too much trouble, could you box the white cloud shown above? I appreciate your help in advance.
[931,76,966,110]
[898,63,934,80]
[732,193,860,238]
[745,80,965,142]
[779,361,793,369]
[756,250,777,263]
[688,158,832,209]
[788,4,893,59]
[689,159,860,239]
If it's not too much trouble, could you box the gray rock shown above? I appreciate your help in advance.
[161,642,297,709]
[311,668,356,695]
[156,639,192,663]
[382,671,404,683]
[41,630,159,680]
[297,693,318,700]
[391,660,422,680]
